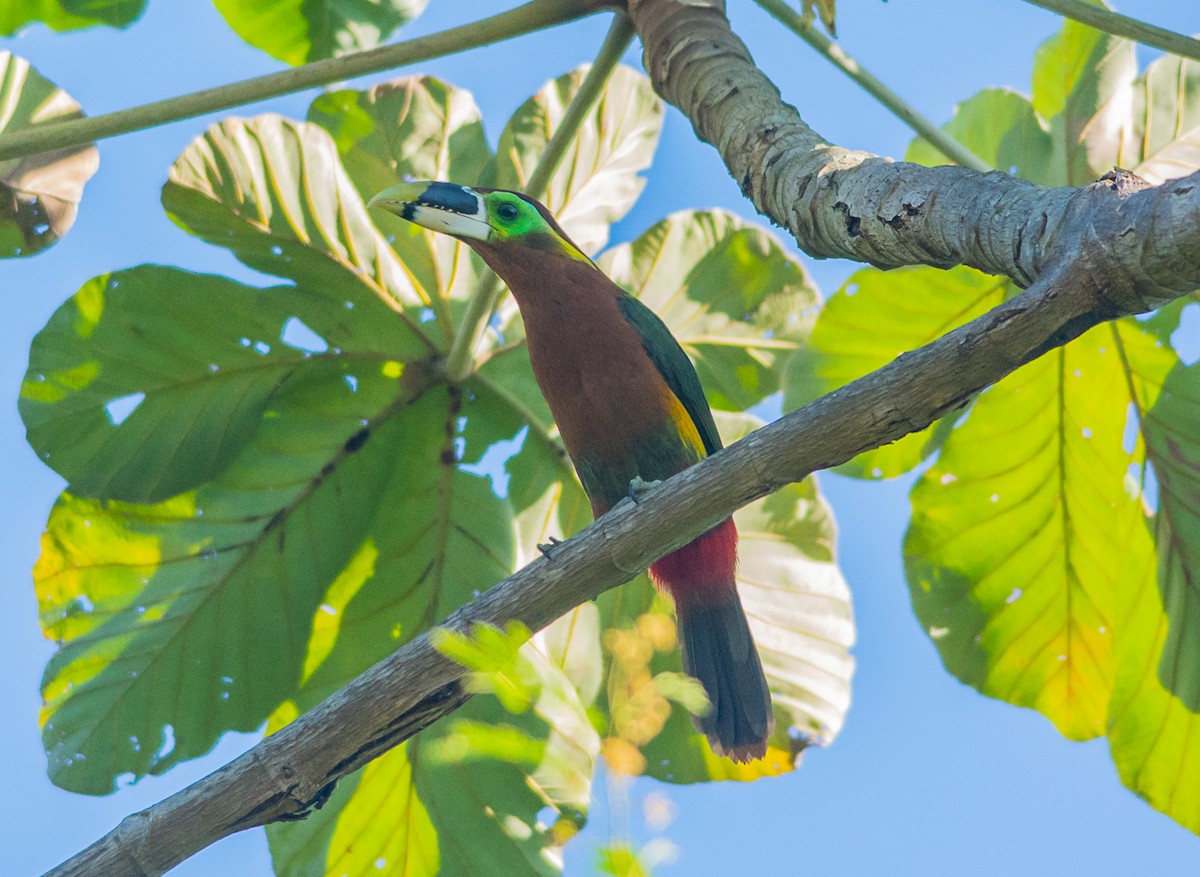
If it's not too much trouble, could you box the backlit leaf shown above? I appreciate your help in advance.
[1031,19,1136,185]
[905,327,1141,740]
[212,0,428,65]
[786,266,1007,479]
[1118,52,1200,184]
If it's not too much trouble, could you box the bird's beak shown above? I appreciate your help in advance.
[367,181,492,241]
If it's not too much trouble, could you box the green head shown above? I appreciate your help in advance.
[368,181,590,264]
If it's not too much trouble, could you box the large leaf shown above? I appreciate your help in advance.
[264,425,596,875]
[0,0,145,35]
[1105,322,1200,833]
[492,64,663,258]
[212,0,428,65]
[0,51,99,258]
[162,114,433,352]
[905,327,1141,740]
[785,266,1008,479]
[36,358,429,793]
[600,210,815,413]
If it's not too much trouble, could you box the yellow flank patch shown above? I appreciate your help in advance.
[662,386,706,457]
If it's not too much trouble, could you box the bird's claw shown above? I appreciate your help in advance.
[537,536,563,559]
[627,476,661,503]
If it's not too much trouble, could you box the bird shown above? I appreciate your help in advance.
[369,181,773,762]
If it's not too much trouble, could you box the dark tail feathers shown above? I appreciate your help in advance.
[677,591,773,762]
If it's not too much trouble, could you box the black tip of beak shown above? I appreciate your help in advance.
[414,182,479,215]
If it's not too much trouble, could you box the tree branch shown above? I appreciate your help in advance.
[1021,0,1200,63]
[626,0,1199,293]
[0,0,610,162]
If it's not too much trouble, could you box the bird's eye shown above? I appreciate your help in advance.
[496,202,520,222]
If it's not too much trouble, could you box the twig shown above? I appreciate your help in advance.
[1022,0,1200,62]
[0,0,607,161]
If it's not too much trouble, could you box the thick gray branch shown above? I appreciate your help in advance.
[626,0,1200,298]
[50,168,1200,875]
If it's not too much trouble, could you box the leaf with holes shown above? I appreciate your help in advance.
[1104,316,1200,833]
[0,51,99,259]
[20,267,364,504]
[786,266,1008,479]
[37,361,432,794]
[212,0,428,65]
[904,326,1143,740]
[601,210,814,413]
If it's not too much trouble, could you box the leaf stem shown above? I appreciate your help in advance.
[753,0,991,172]
[0,0,606,161]
[442,11,636,384]
[1021,0,1200,63]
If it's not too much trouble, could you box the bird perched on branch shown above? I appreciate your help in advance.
[370,181,772,762]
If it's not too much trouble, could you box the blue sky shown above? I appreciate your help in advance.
[2,1,1198,874]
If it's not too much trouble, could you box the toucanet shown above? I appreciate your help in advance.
[370,181,773,762]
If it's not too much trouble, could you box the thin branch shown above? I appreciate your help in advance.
[753,0,991,172]
[49,164,1200,876]
[0,0,609,162]
[442,11,637,384]
[1021,0,1200,63]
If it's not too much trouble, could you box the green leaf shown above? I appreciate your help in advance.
[905,88,1054,185]
[601,210,815,413]
[1105,324,1200,833]
[212,0,428,65]
[20,267,331,503]
[266,741,438,877]
[1118,52,1200,184]
[433,621,541,714]
[0,0,145,35]
[904,326,1142,740]
[786,266,1008,479]
[493,64,663,257]
[309,76,492,338]
[1031,17,1136,185]
[162,114,435,352]
[37,364,431,794]
[0,51,99,258]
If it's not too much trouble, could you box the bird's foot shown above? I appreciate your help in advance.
[537,536,563,559]
[627,476,662,504]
